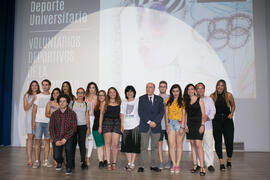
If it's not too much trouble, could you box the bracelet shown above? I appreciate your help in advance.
[201,124,205,127]
[181,126,185,129]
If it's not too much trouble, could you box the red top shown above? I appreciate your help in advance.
[49,108,77,142]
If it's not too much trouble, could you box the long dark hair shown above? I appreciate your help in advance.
[50,88,61,101]
[61,81,74,101]
[26,80,41,96]
[183,84,196,112]
[86,82,99,97]
[166,84,183,108]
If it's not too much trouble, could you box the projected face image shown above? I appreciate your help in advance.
[136,8,178,67]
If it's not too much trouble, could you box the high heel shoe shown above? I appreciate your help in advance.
[112,163,117,170]
[226,161,232,168]
[190,164,198,173]
[107,163,112,171]
[200,167,206,176]
[220,164,226,171]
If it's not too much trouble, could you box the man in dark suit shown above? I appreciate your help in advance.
[137,82,164,172]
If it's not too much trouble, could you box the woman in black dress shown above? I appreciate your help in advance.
[210,79,235,171]
[99,87,121,170]
[183,84,207,176]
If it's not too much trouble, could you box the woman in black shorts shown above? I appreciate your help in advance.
[99,87,121,170]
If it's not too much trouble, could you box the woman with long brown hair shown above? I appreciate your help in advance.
[210,79,235,171]
[165,84,186,173]
[61,81,75,101]
[92,90,107,168]
[23,80,41,167]
[98,87,121,170]
[85,82,98,165]
[45,88,61,167]
[183,84,207,176]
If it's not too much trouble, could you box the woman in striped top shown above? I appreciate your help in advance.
[85,82,98,165]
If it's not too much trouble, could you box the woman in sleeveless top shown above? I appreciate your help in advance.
[23,80,40,167]
[45,88,60,167]
[85,82,98,164]
[210,79,235,171]
[92,90,107,168]
[184,84,207,176]
[45,88,60,117]
[99,87,121,170]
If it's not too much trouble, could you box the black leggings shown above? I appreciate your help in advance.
[72,125,87,163]
[213,115,234,159]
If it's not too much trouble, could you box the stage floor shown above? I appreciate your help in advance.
[0,147,269,180]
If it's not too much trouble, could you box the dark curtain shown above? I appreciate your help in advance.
[0,0,15,145]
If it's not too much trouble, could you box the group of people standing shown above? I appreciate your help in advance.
[24,79,235,176]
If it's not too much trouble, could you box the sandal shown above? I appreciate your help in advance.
[170,166,175,173]
[27,161,33,167]
[112,163,117,170]
[107,163,112,171]
[200,167,206,176]
[190,164,198,173]
[174,166,180,174]
[226,161,232,168]
[220,164,226,171]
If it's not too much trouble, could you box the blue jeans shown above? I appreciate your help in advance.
[35,122,50,139]
[169,120,181,132]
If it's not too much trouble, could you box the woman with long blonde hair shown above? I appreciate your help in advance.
[210,79,235,171]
